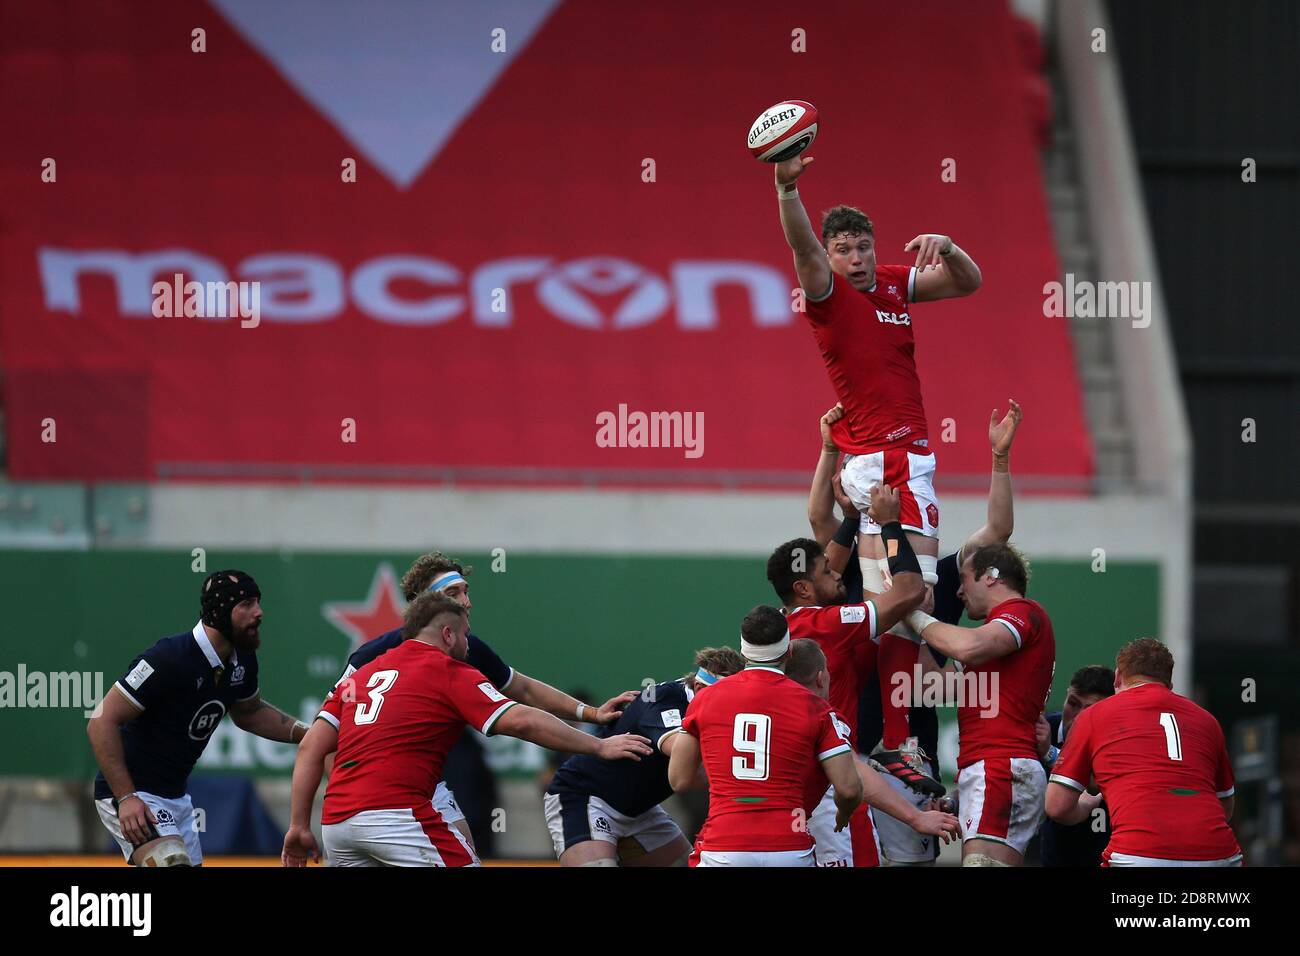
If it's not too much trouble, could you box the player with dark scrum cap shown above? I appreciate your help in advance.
[87,570,308,866]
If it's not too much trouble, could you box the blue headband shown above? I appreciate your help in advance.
[426,572,466,593]
[695,668,719,686]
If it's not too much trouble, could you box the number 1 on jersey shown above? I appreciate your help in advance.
[732,713,772,781]
[1159,711,1183,761]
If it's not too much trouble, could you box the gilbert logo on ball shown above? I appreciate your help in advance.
[747,100,818,162]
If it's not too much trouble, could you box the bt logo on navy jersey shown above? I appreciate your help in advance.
[876,310,911,326]
[188,701,226,741]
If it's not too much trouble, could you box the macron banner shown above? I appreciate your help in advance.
[0,0,1091,487]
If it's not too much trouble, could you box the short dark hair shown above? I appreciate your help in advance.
[739,605,789,656]
[966,543,1030,596]
[402,592,467,641]
[1115,637,1174,687]
[821,205,874,247]
[400,551,470,601]
[766,538,822,604]
[1070,665,1116,699]
[786,638,826,688]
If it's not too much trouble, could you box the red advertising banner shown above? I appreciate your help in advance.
[0,0,1091,488]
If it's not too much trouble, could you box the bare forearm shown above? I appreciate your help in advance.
[506,706,601,755]
[940,242,981,291]
[986,459,1013,541]
[856,759,923,827]
[779,192,822,257]
[511,675,588,722]
[913,620,978,664]
[289,749,327,829]
[808,447,840,545]
[87,721,136,798]
[235,701,305,743]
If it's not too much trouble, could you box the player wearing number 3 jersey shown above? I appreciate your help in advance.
[1046,638,1241,867]
[282,594,651,867]
[668,605,864,867]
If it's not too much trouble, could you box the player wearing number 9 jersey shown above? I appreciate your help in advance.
[1046,638,1241,867]
[668,605,863,867]
[282,594,651,867]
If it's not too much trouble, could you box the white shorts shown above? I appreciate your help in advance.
[692,847,816,867]
[808,787,881,867]
[432,780,465,825]
[543,791,683,860]
[95,791,203,864]
[841,446,939,537]
[873,772,941,863]
[957,757,1047,856]
[1106,851,1244,868]
[322,805,480,867]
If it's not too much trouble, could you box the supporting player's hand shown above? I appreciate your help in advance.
[989,399,1022,456]
[834,803,854,833]
[596,733,654,762]
[117,795,157,847]
[911,808,961,844]
[594,690,639,725]
[281,825,321,867]
[775,154,814,186]
[819,402,844,449]
[867,483,901,526]
[920,584,935,616]
[831,470,858,518]
[904,234,953,271]
[1035,712,1052,759]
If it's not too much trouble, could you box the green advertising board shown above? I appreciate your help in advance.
[0,549,1158,782]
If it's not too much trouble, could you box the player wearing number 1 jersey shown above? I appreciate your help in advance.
[668,605,863,867]
[283,594,651,867]
[1046,638,1241,867]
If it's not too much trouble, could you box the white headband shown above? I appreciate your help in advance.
[741,631,790,663]
[427,571,466,593]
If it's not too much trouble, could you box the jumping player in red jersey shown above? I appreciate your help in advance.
[282,594,651,867]
[785,638,959,866]
[772,152,982,610]
[1046,638,1242,867]
[667,605,863,867]
[905,544,1056,866]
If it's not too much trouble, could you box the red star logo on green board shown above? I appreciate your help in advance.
[322,563,407,653]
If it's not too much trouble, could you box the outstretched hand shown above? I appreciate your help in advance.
[989,399,1023,456]
[775,155,814,186]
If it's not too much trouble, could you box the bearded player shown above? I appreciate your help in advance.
[765,483,928,864]
[906,544,1056,866]
[284,593,651,867]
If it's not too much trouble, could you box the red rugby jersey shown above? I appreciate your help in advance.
[1050,682,1240,863]
[786,602,879,748]
[805,263,928,453]
[681,667,852,852]
[318,639,516,825]
[956,597,1056,768]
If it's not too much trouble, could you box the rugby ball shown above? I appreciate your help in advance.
[747,100,818,162]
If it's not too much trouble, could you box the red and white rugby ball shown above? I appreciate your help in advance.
[747,100,818,162]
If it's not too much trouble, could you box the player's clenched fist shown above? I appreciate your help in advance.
[867,483,901,526]
[774,154,814,186]
[597,733,654,762]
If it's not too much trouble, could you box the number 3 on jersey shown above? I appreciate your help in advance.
[732,713,772,781]
[354,669,399,725]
